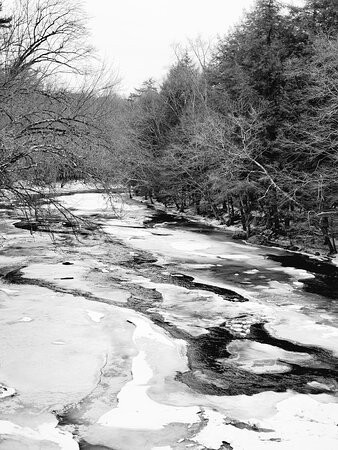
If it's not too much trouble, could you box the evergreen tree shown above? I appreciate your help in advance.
[304,0,338,35]
[160,54,200,132]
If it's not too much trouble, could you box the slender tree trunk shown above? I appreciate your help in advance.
[320,216,337,254]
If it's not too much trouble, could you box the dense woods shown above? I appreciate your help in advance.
[0,0,337,253]
[127,0,338,254]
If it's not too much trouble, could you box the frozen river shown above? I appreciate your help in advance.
[0,192,337,449]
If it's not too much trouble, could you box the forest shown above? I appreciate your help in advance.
[1,0,338,254]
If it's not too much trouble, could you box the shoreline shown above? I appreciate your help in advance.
[137,195,337,265]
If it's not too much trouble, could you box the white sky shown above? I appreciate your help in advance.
[84,0,305,96]
[84,0,259,95]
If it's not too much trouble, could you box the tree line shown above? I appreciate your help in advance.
[126,0,338,254]
[0,0,337,253]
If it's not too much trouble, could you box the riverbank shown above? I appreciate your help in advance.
[6,180,335,259]
[137,196,337,264]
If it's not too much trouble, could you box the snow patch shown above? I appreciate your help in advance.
[243,269,259,274]
[87,311,105,323]
[52,340,67,345]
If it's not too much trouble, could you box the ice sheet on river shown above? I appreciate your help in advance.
[0,280,136,448]
[1,192,337,450]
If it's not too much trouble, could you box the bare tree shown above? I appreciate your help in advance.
[1,0,92,79]
[0,0,125,227]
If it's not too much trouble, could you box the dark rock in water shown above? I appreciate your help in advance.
[224,418,274,433]
[13,218,93,236]
[13,221,39,232]
[220,442,234,450]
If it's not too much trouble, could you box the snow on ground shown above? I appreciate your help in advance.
[87,310,105,322]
